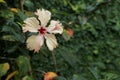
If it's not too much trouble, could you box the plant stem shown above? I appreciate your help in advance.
[51,51,57,72]
[0,57,15,61]
[20,0,25,12]
[34,69,46,74]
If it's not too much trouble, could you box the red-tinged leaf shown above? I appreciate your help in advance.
[66,28,74,37]
[44,72,57,80]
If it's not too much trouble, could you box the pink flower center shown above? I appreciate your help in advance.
[53,26,60,31]
[38,27,46,35]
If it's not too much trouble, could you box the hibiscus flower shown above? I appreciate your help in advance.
[22,9,63,52]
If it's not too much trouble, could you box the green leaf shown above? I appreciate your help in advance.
[88,67,100,80]
[16,56,31,77]
[57,47,79,67]
[104,73,118,80]
[68,1,78,11]
[13,33,25,43]
[2,25,14,32]
[22,75,33,80]
[0,10,14,18]
[55,76,66,80]
[5,44,19,53]
[24,0,34,10]
[17,11,27,21]
[72,74,87,80]
[2,23,25,43]
[2,35,16,41]
[97,0,103,3]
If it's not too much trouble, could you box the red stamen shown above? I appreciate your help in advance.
[38,27,46,35]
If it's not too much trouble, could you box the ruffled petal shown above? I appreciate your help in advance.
[23,17,40,32]
[47,20,63,34]
[44,34,58,51]
[35,9,51,26]
[26,35,44,53]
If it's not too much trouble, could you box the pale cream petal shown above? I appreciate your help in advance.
[23,17,40,32]
[47,20,63,34]
[44,34,58,51]
[35,9,51,26]
[26,35,44,53]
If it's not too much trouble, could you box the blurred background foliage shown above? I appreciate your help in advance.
[0,0,120,80]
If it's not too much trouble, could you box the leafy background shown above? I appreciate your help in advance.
[0,0,120,80]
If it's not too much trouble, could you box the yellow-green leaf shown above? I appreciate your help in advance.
[0,0,5,3]
[0,63,10,76]
[97,0,103,3]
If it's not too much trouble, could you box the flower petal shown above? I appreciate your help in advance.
[23,17,40,32]
[35,9,51,26]
[47,20,63,34]
[44,34,58,51]
[26,35,44,53]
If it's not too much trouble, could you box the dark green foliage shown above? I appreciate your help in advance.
[0,0,120,80]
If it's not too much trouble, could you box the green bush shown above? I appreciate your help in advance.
[0,0,120,80]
